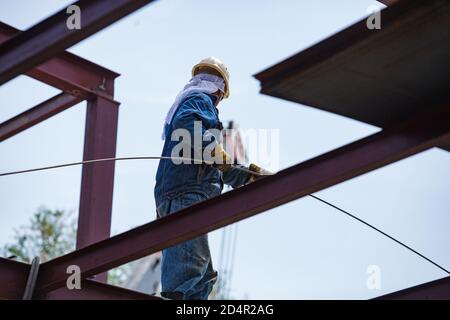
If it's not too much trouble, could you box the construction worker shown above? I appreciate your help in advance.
[154,57,262,300]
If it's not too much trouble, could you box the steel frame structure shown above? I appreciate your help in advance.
[0,0,449,300]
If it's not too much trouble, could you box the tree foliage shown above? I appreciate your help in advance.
[2,206,130,286]
[3,206,75,263]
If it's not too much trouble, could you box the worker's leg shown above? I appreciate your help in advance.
[185,258,217,300]
[157,192,216,300]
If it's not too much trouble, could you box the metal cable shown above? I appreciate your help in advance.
[0,156,268,177]
[308,194,450,275]
[0,156,448,275]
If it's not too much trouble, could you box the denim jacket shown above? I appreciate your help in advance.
[154,92,250,206]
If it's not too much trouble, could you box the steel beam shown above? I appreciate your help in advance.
[0,0,154,85]
[377,0,399,6]
[77,96,120,282]
[39,280,159,300]
[375,276,450,300]
[0,93,83,142]
[32,104,450,294]
[0,258,29,300]
[0,258,158,300]
[0,21,118,98]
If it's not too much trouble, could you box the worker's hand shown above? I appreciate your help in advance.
[211,144,232,172]
[247,163,270,183]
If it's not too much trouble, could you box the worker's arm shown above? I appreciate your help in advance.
[171,94,221,159]
[222,164,252,188]
[223,163,270,187]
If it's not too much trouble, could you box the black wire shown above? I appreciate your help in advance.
[1,156,448,275]
[308,194,450,275]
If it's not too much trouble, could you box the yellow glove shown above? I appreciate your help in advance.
[212,144,232,172]
[247,163,271,183]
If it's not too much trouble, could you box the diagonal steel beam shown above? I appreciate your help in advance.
[0,22,118,98]
[0,0,155,86]
[377,0,399,6]
[32,103,450,295]
[38,280,159,300]
[0,93,83,142]
[375,276,450,300]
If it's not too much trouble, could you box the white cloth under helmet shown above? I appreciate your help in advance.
[162,73,225,140]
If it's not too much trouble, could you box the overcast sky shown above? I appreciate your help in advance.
[1,0,449,299]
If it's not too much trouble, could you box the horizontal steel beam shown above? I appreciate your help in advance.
[0,93,83,142]
[0,258,158,300]
[39,280,159,300]
[32,104,450,294]
[0,21,118,98]
[375,276,450,300]
[0,258,29,300]
[0,0,154,86]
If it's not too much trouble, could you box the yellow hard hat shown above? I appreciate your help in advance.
[192,57,230,99]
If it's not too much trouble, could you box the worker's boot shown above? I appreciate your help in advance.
[160,291,184,300]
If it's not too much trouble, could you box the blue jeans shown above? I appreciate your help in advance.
[156,192,217,300]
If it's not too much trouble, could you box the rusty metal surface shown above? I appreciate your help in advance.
[254,0,450,151]
[375,276,450,300]
[38,280,160,300]
[31,104,450,295]
[0,21,119,98]
[0,258,30,300]
[0,93,83,142]
[0,0,154,85]
[78,96,120,282]
[377,0,399,5]
[0,258,158,300]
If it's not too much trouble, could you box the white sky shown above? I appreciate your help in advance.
[0,0,449,299]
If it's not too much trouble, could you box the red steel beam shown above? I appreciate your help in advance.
[0,21,118,99]
[0,258,157,300]
[77,96,120,282]
[0,93,83,142]
[0,258,29,300]
[0,0,154,85]
[375,276,450,300]
[39,280,159,300]
[32,103,450,294]
[377,0,399,6]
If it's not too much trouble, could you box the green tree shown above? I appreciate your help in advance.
[2,206,130,285]
[3,206,75,263]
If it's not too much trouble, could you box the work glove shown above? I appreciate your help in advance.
[211,144,233,172]
[247,163,271,183]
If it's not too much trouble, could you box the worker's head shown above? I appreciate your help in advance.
[192,57,229,106]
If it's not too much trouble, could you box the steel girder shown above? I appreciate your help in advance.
[0,258,157,300]
[0,0,157,299]
[77,96,120,282]
[0,21,118,98]
[25,103,450,295]
[0,258,30,300]
[0,0,154,86]
[38,280,159,300]
[0,93,83,142]
[377,0,399,6]
[375,276,450,300]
